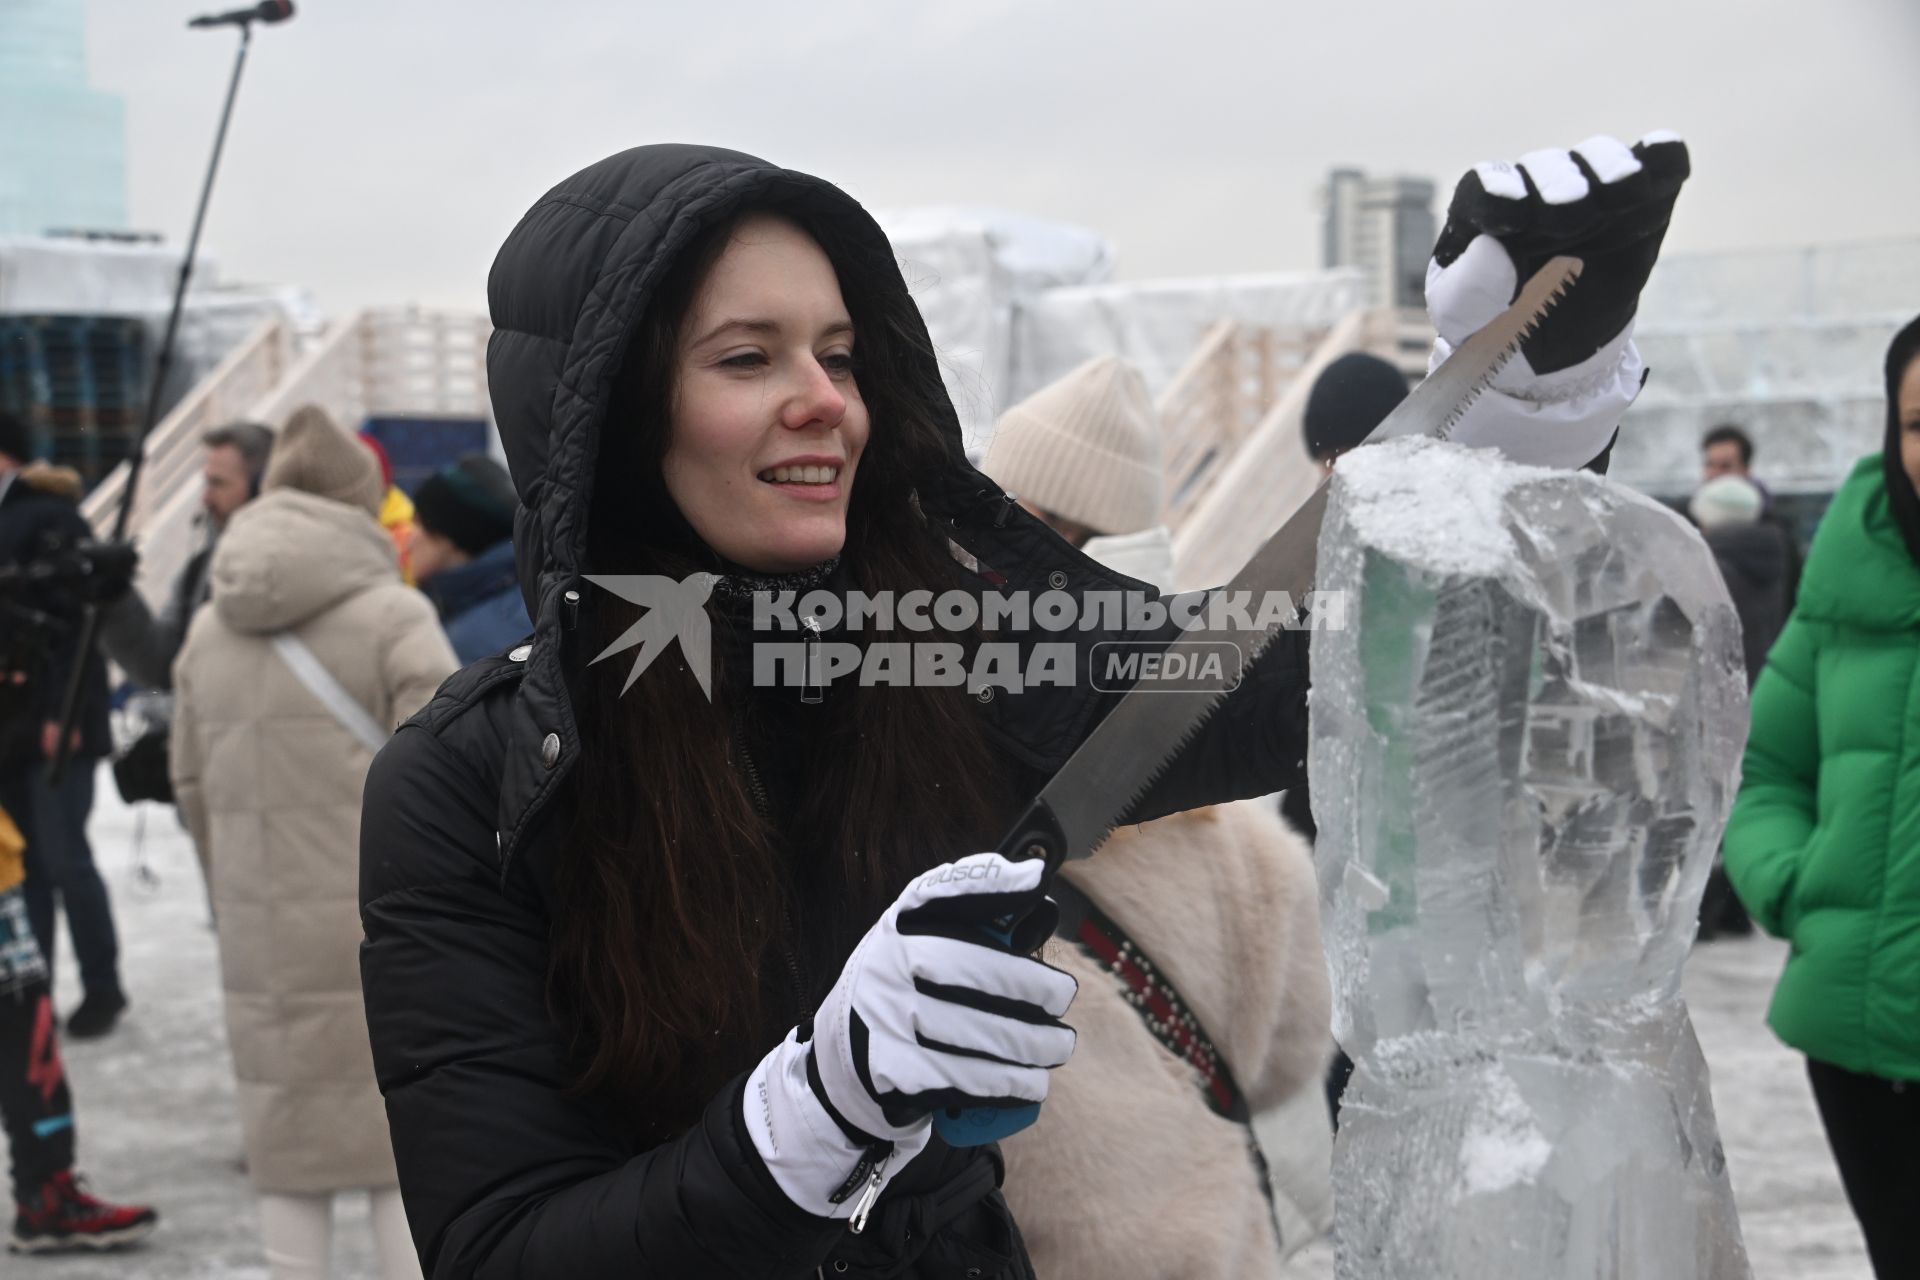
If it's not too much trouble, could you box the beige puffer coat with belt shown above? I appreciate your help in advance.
[1000,803,1332,1279]
[171,488,458,1194]
[998,527,1333,1279]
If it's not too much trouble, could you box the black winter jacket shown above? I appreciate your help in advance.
[1704,521,1791,686]
[359,144,1310,1279]
[0,470,112,768]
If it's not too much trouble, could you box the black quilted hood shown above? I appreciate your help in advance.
[486,144,980,609]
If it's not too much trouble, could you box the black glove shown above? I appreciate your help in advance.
[1430,132,1689,375]
[1423,132,1690,469]
[74,540,139,604]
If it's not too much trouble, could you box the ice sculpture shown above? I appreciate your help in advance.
[1309,436,1752,1279]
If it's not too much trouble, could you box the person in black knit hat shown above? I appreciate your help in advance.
[409,455,530,664]
[1303,352,1411,477]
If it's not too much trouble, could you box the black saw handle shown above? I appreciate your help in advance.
[931,798,1071,1147]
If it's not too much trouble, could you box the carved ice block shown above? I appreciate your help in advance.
[1310,437,1752,1279]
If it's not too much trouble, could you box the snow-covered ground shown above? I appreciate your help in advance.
[28,768,1872,1278]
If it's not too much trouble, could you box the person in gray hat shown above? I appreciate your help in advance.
[96,421,276,827]
[99,420,274,693]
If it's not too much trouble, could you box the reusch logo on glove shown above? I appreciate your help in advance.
[916,862,1003,891]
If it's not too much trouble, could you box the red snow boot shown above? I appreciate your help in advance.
[9,1171,157,1254]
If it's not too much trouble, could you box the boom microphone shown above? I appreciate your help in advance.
[48,0,290,779]
[188,0,294,29]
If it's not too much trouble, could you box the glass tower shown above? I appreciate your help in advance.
[0,0,128,235]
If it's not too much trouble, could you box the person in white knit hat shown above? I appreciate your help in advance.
[983,355,1163,543]
[982,359,1334,1279]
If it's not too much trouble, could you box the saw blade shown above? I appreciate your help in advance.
[1005,254,1584,872]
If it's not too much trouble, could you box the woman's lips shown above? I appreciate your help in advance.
[762,479,841,502]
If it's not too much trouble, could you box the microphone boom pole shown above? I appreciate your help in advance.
[49,10,281,783]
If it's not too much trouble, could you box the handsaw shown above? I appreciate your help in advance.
[933,254,1582,1147]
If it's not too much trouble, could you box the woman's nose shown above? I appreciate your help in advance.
[781,360,847,431]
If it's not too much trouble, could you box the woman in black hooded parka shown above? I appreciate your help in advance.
[358,140,1685,1278]
[361,146,1297,1280]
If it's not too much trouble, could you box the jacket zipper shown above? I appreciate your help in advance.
[848,1148,890,1234]
[827,1140,894,1234]
[814,1141,895,1277]
[800,615,824,704]
[736,733,808,1017]
[738,733,771,819]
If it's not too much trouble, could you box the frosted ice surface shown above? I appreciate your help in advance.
[1310,437,1751,1279]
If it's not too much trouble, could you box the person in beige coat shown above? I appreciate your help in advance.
[984,357,1334,1279]
[170,406,458,1280]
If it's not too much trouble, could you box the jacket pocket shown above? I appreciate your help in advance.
[909,1193,1032,1280]
[825,1178,1033,1280]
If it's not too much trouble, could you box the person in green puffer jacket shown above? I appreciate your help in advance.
[1724,313,1920,1280]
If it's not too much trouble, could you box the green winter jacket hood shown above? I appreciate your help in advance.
[1725,454,1920,1080]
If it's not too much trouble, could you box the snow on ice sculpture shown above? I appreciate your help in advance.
[1308,436,1752,1279]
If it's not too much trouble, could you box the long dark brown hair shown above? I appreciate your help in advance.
[549,202,1014,1139]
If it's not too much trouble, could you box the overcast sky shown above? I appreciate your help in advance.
[82,0,1920,316]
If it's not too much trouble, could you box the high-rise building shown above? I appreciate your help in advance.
[1322,169,1436,310]
[0,0,128,235]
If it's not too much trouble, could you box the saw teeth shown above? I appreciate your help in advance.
[1432,259,1577,443]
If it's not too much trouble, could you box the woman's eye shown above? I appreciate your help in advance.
[820,352,857,377]
[719,352,768,370]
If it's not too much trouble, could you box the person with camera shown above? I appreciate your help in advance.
[0,449,155,1250]
[0,413,130,1041]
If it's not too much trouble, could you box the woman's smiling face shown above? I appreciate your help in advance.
[662,214,870,573]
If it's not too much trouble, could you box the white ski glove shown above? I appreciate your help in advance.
[1426,132,1690,470]
[744,853,1076,1224]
